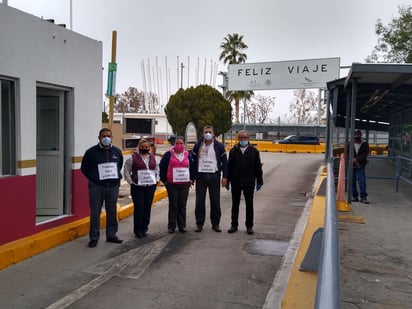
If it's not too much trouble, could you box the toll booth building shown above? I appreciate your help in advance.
[0,5,103,245]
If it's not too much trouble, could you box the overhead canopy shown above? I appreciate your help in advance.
[327,63,412,131]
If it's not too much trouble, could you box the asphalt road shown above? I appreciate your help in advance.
[0,152,323,309]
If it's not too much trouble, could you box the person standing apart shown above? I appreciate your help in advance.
[192,126,228,233]
[346,129,369,204]
[81,128,124,248]
[226,131,263,235]
[159,136,195,234]
[124,139,159,238]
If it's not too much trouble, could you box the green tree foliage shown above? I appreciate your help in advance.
[102,111,109,123]
[165,85,232,137]
[219,33,252,123]
[367,5,412,63]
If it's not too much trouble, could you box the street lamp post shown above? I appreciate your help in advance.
[180,62,184,89]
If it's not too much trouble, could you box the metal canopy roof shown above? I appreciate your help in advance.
[327,63,412,130]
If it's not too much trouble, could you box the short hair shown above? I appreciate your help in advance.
[99,128,112,136]
[203,125,214,132]
[238,130,249,137]
[138,138,149,148]
[175,135,185,142]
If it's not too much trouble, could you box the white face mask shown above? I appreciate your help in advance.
[101,137,111,146]
[204,132,213,141]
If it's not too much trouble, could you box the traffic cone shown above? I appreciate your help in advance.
[336,153,352,212]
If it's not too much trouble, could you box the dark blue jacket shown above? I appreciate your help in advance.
[191,138,228,179]
[81,143,123,187]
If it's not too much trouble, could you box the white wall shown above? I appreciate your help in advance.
[0,4,102,168]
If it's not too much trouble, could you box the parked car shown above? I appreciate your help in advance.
[277,134,320,145]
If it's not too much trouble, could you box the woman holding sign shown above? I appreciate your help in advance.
[159,136,195,234]
[124,139,159,238]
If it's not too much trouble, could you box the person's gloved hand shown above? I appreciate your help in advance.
[225,183,230,191]
[255,184,262,191]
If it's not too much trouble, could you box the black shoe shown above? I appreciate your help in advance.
[168,229,175,234]
[195,225,203,232]
[88,240,98,248]
[107,237,123,244]
[212,225,222,233]
[135,233,144,239]
[360,197,369,204]
[246,228,254,235]
[352,197,359,202]
[178,228,186,233]
[142,231,148,237]
[228,226,238,233]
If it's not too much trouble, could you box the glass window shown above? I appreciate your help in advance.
[0,78,16,176]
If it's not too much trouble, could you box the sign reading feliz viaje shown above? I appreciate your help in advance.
[227,57,340,91]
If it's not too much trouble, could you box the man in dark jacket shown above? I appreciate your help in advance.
[345,129,369,204]
[81,128,123,247]
[191,125,228,233]
[227,130,263,234]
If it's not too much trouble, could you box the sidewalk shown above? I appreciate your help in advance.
[339,159,412,308]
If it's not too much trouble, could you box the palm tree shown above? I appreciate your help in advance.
[219,33,251,123]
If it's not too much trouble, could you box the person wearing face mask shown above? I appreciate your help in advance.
[159,136,195,233]
[124,139,159,238]
[81,128,124,248]
[226,130,263,235]
[191,125,228,233]
[345,129,369,204]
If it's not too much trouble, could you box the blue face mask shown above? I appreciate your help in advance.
[204,132,213,141]
[101,137,111,146]
[239,140,248,147]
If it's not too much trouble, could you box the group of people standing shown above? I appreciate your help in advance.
[81,126,263,248]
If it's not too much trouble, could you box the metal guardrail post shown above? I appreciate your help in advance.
[314,160,340,309]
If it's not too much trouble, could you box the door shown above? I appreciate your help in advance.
[36,89,64,215]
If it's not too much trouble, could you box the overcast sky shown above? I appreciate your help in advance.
[7,0,408,119]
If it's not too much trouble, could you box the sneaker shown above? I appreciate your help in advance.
[352,197,359,202]
[360,197,369,204]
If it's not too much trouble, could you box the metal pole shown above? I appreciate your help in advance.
[243,92,246,130]
[109,30,117,131]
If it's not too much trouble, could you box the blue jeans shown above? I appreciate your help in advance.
[352,167,367,199]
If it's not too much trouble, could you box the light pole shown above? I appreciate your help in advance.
[180,62,184,89]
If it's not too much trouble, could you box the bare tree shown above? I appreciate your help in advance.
[289,89,325,124]
[116,87,160,113]
[244,94,276,123]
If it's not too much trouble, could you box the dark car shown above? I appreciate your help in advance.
[277,134,320,145]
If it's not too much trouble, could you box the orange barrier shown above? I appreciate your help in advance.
[336,153,352,212]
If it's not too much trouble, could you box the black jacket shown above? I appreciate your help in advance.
[227,143,263,187]
[81,143,123,187]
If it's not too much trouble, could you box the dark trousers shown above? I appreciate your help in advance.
[88,182,119,241]
[230,184,255,228]
[195,172,221,226]
[166,183,191,230]
[131,184,157,235]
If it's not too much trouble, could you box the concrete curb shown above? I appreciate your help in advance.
[0,188,168,271]
[279,166,326,308]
